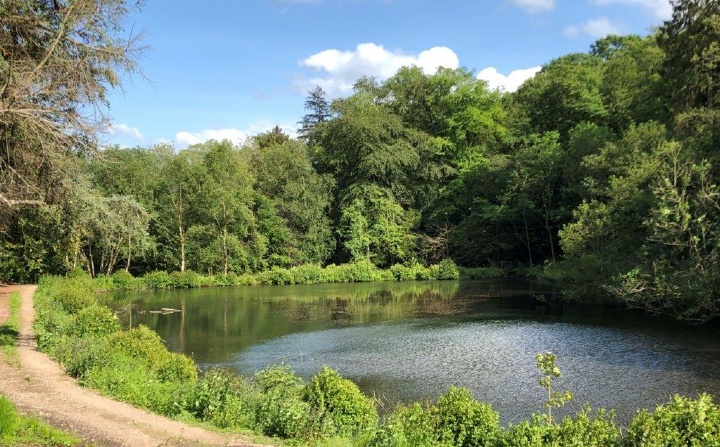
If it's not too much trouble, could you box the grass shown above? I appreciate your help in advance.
[0,292,21,365]
[0,395,81,446]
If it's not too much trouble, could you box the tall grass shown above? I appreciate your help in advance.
[0,395,80,446]
[0,292,21,363]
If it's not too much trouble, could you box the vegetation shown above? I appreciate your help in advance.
[0,395,80,446]
[3,0,720,322]
[28,274,720,447]
[0,291,20,362]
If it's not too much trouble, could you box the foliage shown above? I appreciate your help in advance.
[500,408,618,447]
[306,366,379,439]
[182,368,255,429]
[625,393,720,447]
[536,352,573,424]
[0,292,20,359]
[368,387,498,447]
[0,395,80,446]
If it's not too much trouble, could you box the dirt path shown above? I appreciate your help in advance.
[0,285,264,447]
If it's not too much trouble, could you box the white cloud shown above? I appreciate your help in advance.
[299,43,460,96]
[476,66,542,92]
[591,0,672,20]
[508,0,555,13]
[175,128,248,147]
[564,17,621,39]
[108,123,144,142]
[174,122,298,148]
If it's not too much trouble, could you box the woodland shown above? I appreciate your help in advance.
[1,0,720,322]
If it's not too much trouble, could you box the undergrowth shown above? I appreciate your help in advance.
[0,395,80,446]
[32,274,720,447]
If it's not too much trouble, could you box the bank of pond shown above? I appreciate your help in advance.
[33,274,720,447]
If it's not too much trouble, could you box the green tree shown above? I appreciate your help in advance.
[659,0,720,111]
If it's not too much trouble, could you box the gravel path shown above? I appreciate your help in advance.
[0,285,264,447]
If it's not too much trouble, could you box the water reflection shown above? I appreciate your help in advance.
[109,279,720,424]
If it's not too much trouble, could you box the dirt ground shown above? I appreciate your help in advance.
[0,284,264,447]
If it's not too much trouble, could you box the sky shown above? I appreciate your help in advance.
[103,0,673,148]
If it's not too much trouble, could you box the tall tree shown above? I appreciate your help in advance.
[659,0,720,111]
[298,86,331,147]
[0,0,143,205]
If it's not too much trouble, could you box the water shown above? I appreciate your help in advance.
[108,279,720,424]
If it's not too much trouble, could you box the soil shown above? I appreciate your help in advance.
[0,284,265,447]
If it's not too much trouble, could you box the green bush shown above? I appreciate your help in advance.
[291,264,325,284]
[111,270,140,290]
[83,353,186,416]
[108,325,198,382]
[54,285,95,314]
[72,304,120,338]
[307,366,378,439]
[53,336,113,379]
[500,409,618,447]
[436,259,460,280]
[183,368,255,429]
[368,402,446,447]
[170,270,203,288]
[626,394,720,447]
[142,271,174,289]
[433,387,499,447]
[253,366,312,439]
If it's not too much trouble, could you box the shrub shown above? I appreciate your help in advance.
[72,304,120,338]
[291,264,325,285]
[182,368,255,429]
[54,284,95,314]
[306,366,378,439]
[436,259,460,280]
[83,353,186,416]
[53,336,113,379]
[253,366,312,439]
[142,271,174,289]
[111,270,140,290]
[170,270,203,288]
[433,387,499,447]
[108,325,198,382]
[626,394,720,447]
[500,409,619,447]
[368,402,444,447]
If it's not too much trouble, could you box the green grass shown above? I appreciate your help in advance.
[0,292,21,365]
[0,395,81,446]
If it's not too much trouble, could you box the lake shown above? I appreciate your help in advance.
[108,279,720,424]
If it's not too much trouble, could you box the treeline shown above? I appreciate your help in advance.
[34,275,720,447]
[2,1,720,321]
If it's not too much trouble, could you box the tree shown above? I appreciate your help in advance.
[191,140,255,275]
[247,132,335,265]
[659,0,720,111]
[0,0,143,205]
[298,86,331,146]
[512,53,607,141]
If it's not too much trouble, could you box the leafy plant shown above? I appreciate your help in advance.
[536,352,573,424]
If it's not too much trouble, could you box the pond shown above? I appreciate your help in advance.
[108,279,720,424]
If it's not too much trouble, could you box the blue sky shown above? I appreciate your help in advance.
[104,0,672,148]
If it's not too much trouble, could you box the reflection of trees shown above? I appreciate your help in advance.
[106,281,468,360]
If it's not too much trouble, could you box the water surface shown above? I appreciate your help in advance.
[109,280,720,424]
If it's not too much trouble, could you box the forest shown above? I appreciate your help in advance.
[1,0,719,322]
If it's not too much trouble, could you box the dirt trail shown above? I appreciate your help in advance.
[0,285,263,447]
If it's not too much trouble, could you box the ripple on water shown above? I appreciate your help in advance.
[233,317,720,424]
